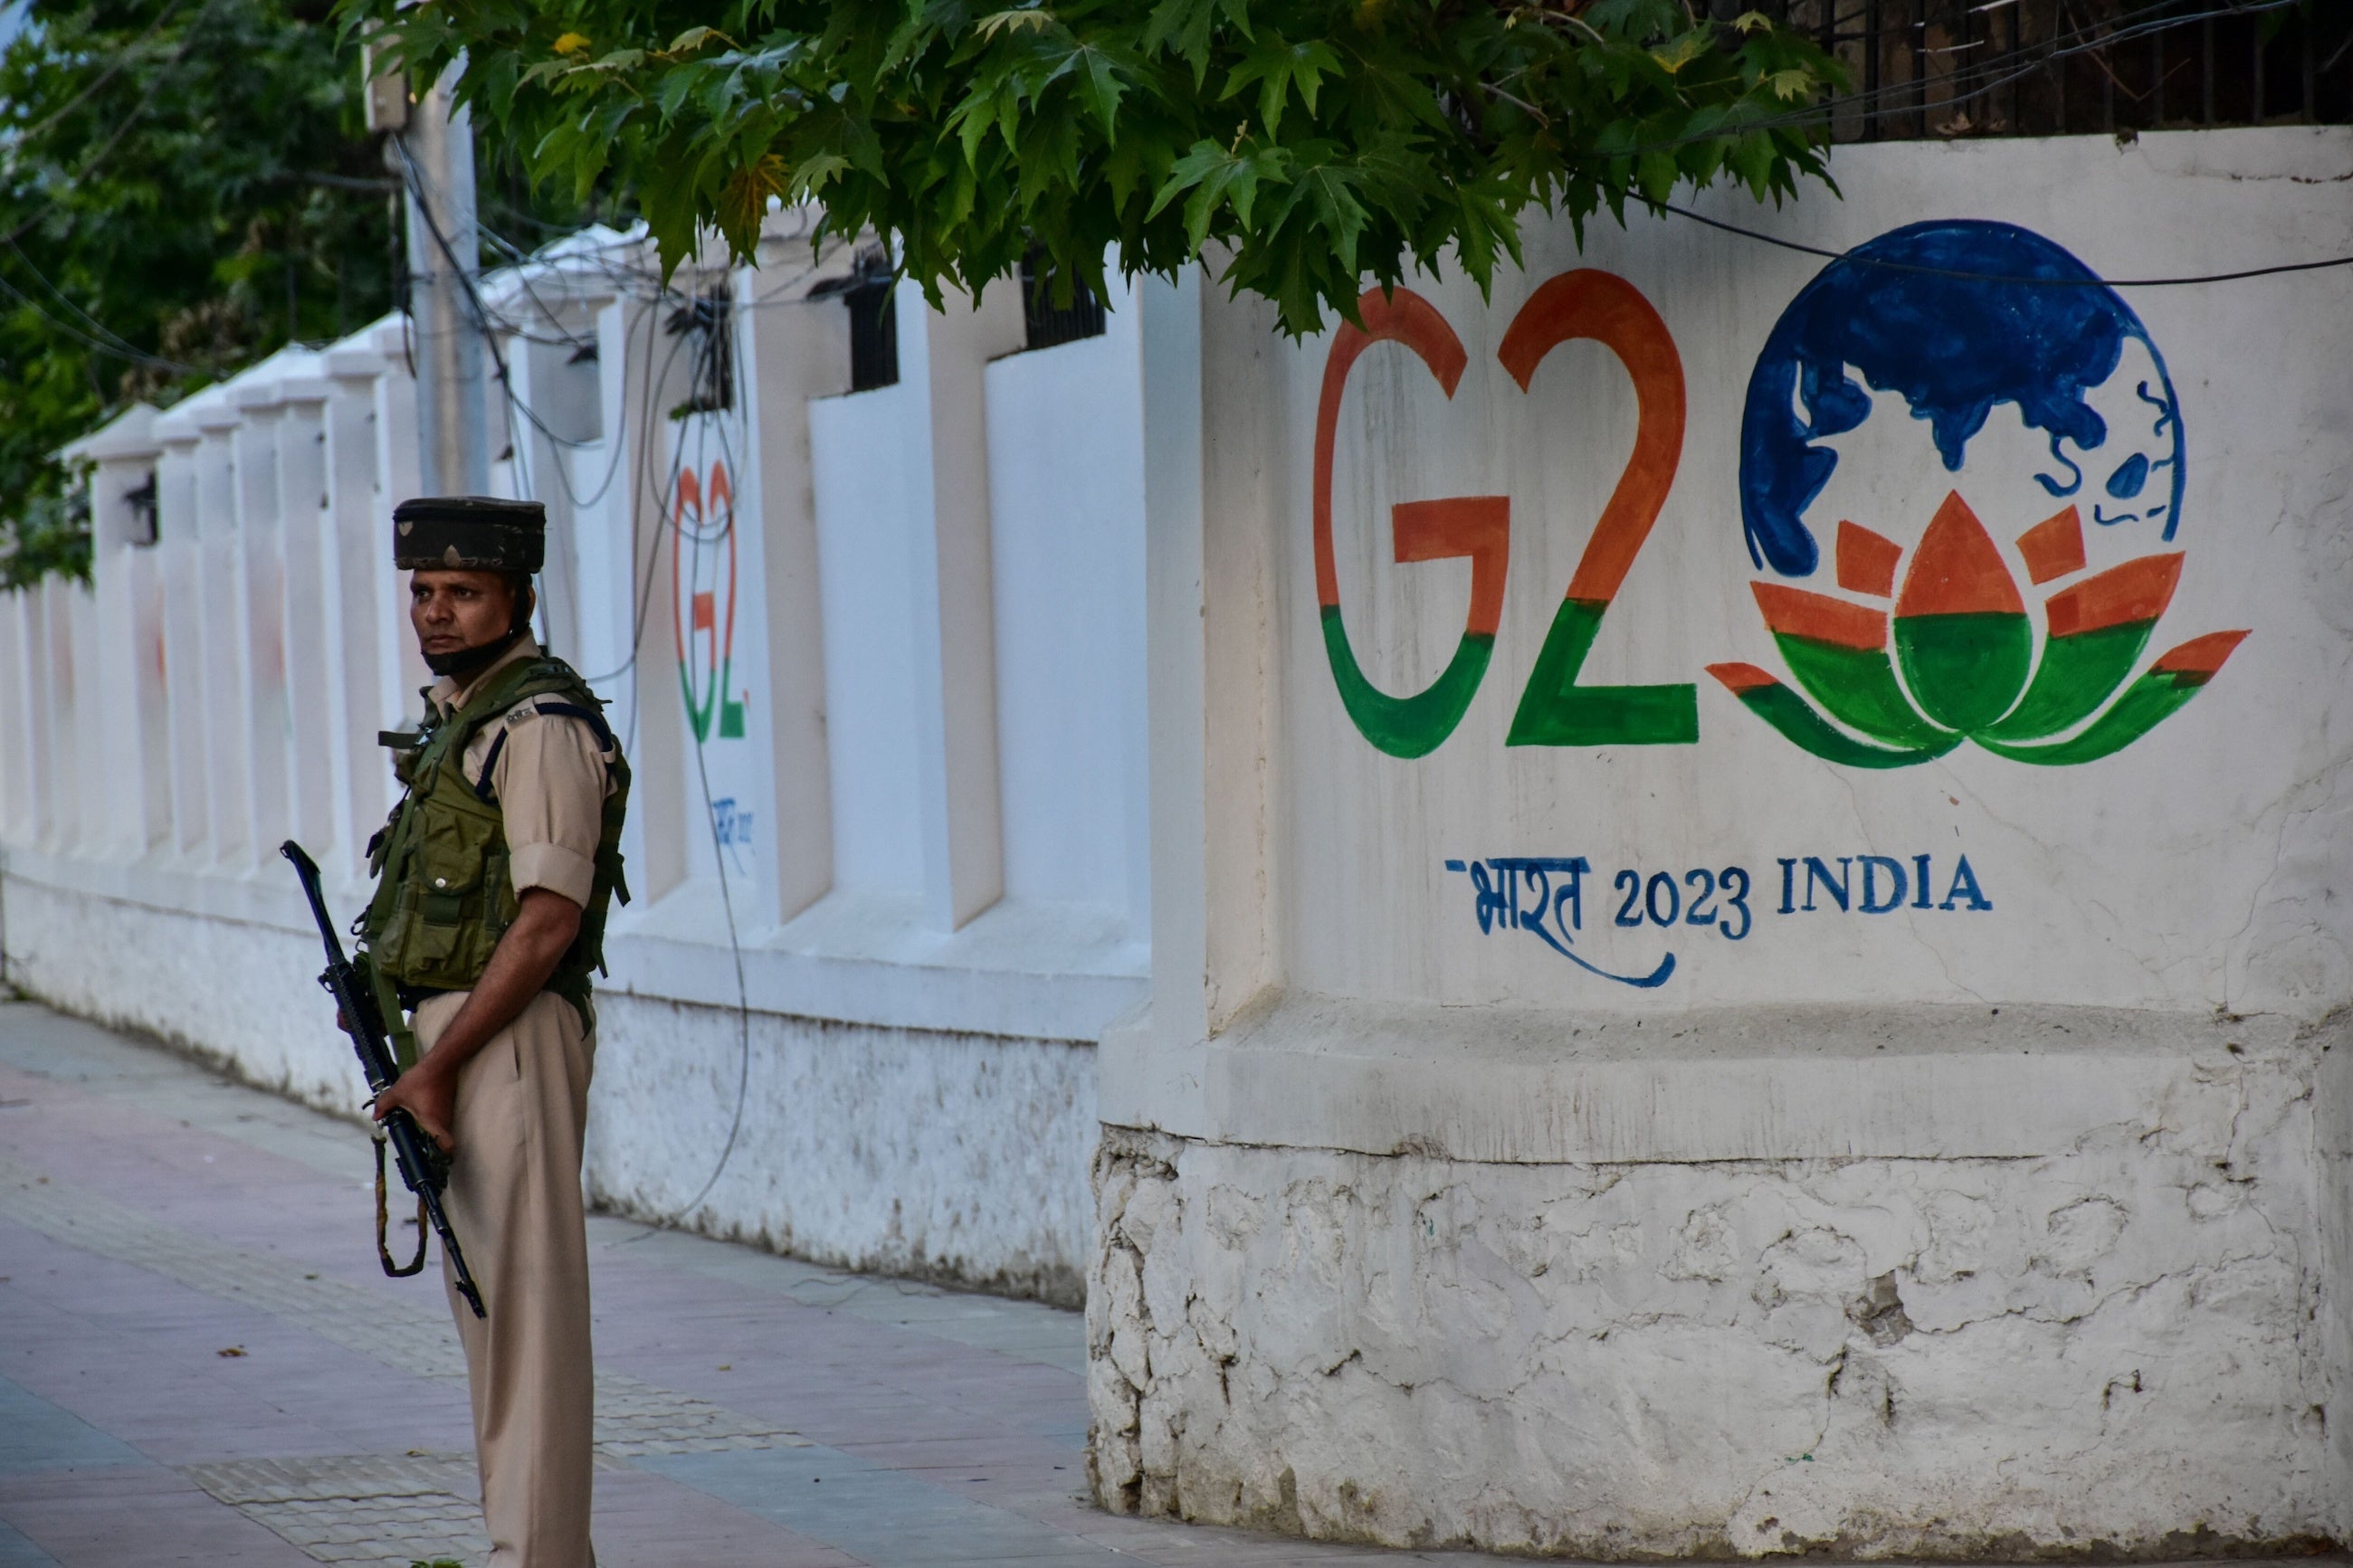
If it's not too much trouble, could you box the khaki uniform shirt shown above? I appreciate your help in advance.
[427,638,614,909]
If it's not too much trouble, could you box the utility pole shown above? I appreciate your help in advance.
[376,60,491,498]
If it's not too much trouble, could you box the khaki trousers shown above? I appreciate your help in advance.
[414,990,597,1568]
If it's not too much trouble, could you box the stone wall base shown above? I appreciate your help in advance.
[1087,1020,2350,1557]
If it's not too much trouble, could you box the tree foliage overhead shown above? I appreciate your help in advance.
[369,0,1843,336]
[0,0,401,587]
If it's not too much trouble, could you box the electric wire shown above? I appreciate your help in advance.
[405,166,764,1222]
[0,265,189,368]
[0,234,181,366]
[1644,194,2353,286]
[672,331,754,1220]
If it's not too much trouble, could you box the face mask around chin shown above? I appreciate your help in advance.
[423,628,524,680]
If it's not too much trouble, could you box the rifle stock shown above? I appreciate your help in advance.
[281,841,486,1319]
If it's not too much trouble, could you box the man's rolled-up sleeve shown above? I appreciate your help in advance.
[492,712,609,908]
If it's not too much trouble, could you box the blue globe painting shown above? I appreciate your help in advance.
[1739,219,2185,577]
[1707,220,2246,769]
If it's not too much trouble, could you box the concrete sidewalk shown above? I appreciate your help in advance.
[0,997,1507,1568]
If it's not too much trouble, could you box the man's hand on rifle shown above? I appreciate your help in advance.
[373,1060,458,1154]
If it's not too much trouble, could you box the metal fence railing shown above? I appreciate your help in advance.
[1723,0,2352,142]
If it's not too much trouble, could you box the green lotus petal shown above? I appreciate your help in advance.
[1895,612,2034,734]
[1729,681,1963,770]
[1979,621,2157,743]
[1775,634,1955,751]
[1321,605,1491,759]
[1975,662,2215,765]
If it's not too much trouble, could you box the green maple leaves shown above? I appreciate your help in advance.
[356,0,1843,335]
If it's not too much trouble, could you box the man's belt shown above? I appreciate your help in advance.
[394,983,454,1012]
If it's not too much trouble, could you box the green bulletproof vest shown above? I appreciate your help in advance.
[360,652,632,1034]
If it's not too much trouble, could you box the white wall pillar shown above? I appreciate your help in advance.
[323,347,396,879]
[262,376,341,860]
[361,320,430,723]
[152,423,208,859]
[570,295,640,713]
[190,405,252,866]
[231,404,293,866]
[618,294,695,907]
[68,406,167,859]
[65,576,103,855]
[738,261,849,926]
[904,278,1024,930]
[32,577,74,851]
[0,592,30,844]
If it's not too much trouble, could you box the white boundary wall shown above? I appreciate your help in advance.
[0,223,1148,1305]
[1093,129,2353,1553]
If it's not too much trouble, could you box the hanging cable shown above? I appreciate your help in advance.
[1643,195,2353,287]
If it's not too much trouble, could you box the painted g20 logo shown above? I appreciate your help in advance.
[673,460,746,742]
[1318,223,2245,767]
[1316,271,1693,759]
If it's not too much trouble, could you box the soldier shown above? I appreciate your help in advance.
[364,495,630,1568]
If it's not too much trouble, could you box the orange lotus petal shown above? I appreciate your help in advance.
[2016,506,2086,584]
[1895,492,2024,620]
[1706,661,1781,695]
[1835,520,1902,597]
[2044,553,2182,639]
[1753,582,1887,651]
[2152,629,2249,679]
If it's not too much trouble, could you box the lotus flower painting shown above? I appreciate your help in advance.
[1710,221,2246,767]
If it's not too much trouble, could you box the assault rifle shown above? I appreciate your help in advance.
[281,841,487,1318]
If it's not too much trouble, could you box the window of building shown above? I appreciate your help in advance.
[665,287,734,416]
[847,271,900,391]
[122,473,157,546]
[1021,248,1106,351]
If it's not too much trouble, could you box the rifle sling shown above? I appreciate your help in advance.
[373,1130,430,1278]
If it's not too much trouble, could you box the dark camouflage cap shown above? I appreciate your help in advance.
[393,495,546,573]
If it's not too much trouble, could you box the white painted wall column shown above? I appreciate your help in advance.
[153,421,208,860]
[69,407,167,858]
[65,576,103,855]
[738,261,849,925]
[364,323,431,722]
[322,347,398,879]
[616,294,696,906]
[0,591,31,844]
[189,407,252,867]
[267,375,342,860]
[978,278,1152,928]
[231,401,293,867]
[905,279,1025,930]
[14,588,52,849]
[562,293,640,738]
[1104,266,1290,1128]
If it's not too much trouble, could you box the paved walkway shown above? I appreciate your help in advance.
[0,997,1523,1568]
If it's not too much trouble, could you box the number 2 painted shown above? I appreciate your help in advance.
[1313,272,1698,757]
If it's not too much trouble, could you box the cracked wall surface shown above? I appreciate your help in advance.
[1087,1022,2347,1557]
